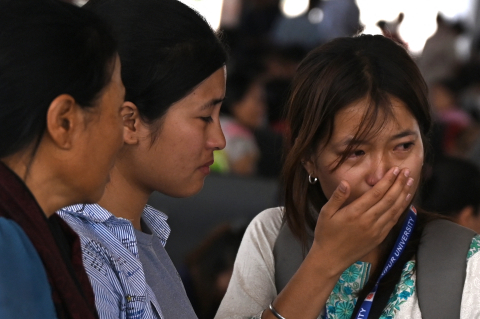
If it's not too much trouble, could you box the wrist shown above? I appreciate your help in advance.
[306,242,349,279]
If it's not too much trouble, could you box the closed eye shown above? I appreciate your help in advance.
[201,116,213,123]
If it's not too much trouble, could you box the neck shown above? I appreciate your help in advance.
[97,164,150,230]
[1,151,71,217]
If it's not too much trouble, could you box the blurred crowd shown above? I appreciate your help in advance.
[188,1,480,317]
[210,0,480,182]
[212,0,361,178]
[54,0,480,317]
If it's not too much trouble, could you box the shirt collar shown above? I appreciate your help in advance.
[61,203,171,245]
[62,203,114,223]
[142,205,170,246]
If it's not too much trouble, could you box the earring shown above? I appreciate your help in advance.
[308,174,318,184]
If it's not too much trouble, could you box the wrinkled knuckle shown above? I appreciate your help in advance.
[390,203,405,218]
[384,194,396,207]
[331,190,344,202]
[348,207,362,219]
[372,188,383,199]
[390,211,401,223]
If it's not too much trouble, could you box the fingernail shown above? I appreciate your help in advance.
[393,167,400,176]
[339,181,347,193]
[406,193,412,201]
[407,178,414,186]
[404,169,410,178]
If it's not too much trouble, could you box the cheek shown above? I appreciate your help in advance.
[317,164,369,202]
[152,124,203,170]
[317,166,343,199]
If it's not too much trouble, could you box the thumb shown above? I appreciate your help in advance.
[321,181,350,219]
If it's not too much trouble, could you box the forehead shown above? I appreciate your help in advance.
[174,67,226,110]
[330,97,419,142]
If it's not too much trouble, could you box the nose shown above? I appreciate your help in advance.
[207,120,226,150]
[365,155,391,187]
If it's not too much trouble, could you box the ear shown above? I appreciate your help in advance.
[122,101,142,145]
[301,153,316,177]
[45,94,84,149]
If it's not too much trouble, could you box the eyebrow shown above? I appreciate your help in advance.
[389,130,417,141]
[336,129,418,147]
[201,97,225,110]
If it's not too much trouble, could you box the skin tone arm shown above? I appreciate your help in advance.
[263,166,413,319]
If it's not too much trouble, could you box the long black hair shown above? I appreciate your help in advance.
[0,0,117,159]
[280,35,437,318]
[86,0,228,134]
[282,35,431,249]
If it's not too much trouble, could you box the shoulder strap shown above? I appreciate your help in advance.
[273,222,312,293]
[417,219,476,319]
[274,218,476,319]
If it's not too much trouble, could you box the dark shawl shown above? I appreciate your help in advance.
[0,162,98,319]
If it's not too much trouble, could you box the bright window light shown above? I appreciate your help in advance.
[355,0,474,55]
[280,0,309,19]
[178,0,224,30]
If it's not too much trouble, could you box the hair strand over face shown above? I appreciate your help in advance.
[281,35,432,248]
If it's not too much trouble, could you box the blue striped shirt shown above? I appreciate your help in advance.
[57,204,172,319]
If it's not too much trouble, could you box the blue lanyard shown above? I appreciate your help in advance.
[350,205,417,319]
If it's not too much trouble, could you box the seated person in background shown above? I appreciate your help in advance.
[216,72,265,176]
[429,79,474,156]
[181,224,246,319]
[419,156,480,233]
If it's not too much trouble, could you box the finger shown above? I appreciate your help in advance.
[320,180,350,219]
[366,167,411,220]
[376,173,415,232]
[370,167,411,220]
[347,166,401,213]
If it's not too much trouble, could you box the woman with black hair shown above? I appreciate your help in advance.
[217,72,264,176]
[0,0,127,318]
[57,0,227,318]
[216,35,480,319]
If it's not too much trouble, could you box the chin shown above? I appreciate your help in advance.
[82,190,105,204]
[166,182,204,198]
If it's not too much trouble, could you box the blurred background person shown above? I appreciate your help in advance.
[181,224,246,319]
[418,156,480,233]
[215,72,264,176]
